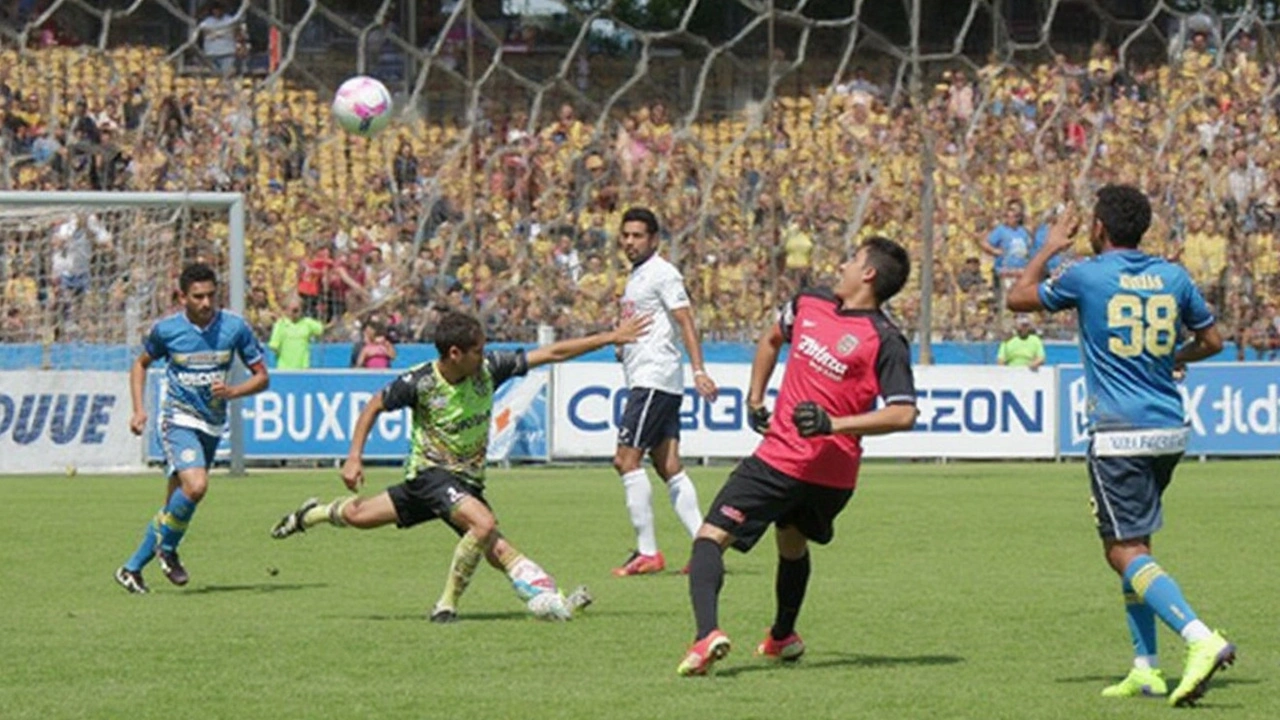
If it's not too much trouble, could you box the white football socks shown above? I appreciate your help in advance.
[621,468,659,555]
[666,470,703,537]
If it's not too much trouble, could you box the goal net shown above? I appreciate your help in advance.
[0,0,1275,361]
[0,193,242,370]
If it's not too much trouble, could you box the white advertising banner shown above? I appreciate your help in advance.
[0,371,144,473]
[551,363,1056,459]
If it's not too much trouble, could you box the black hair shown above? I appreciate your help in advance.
[1093,184,1151,249]
[178,262,218,293]
[434,311,484,356]
[860,236,911,303]
[620,206,660,236]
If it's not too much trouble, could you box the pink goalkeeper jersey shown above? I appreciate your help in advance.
[754,289,916,490]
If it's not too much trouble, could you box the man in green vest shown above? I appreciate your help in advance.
[997,314,1046,370]
[268,299,325,369]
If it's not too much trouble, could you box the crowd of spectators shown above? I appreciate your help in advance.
[0,29,1279,361]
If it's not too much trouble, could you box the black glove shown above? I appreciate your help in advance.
[792,401,833,437]
[747,405,772,435]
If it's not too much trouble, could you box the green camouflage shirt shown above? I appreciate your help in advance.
[380,350,528,488]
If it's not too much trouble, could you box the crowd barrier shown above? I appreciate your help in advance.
[2,362,1276,473]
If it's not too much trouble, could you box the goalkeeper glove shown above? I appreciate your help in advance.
[792,401,833,437]
[747,404,771,435]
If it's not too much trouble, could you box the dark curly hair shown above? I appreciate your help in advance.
[1093,184,1151,249]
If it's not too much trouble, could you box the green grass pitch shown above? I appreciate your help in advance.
[1,460,1276,719]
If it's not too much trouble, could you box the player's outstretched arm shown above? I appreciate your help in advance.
[1008,202,1079,312]
[525,313,653,369]
[341,392,385,491]
[128,352,155,436]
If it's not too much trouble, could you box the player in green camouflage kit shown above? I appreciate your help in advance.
[271,310,651,620]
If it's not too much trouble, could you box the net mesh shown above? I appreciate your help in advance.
[0,1,1277,361]
[0,201,232,368]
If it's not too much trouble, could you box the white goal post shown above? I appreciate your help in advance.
[0,191,249,475]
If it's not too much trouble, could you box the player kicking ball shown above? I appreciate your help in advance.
[1007,185,1234,707]
[271,310,650,621]
[677,237,918,675]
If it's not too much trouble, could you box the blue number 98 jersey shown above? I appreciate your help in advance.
[1038,250,1215,432]
[144,310,265,435]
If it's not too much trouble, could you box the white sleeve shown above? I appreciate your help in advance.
[657,266,690,311]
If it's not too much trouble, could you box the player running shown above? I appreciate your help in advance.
[610,206,718,577]
[115,262,270,593]
[677,237,918,675]
[270,310,651,621]
[1007,184,1233,707]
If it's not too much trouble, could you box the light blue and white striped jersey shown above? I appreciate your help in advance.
[144,310,265,435]
[1039,249,1214,432]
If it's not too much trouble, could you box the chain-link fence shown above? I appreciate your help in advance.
[0,1,1277,361]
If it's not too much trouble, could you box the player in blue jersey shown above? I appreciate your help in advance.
[114,263,269,594]
[1008,185,1233,707]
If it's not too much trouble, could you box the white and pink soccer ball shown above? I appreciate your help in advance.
[332,76,393,138]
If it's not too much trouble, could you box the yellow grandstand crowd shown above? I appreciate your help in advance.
[0,38,1278,359]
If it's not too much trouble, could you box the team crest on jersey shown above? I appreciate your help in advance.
[836,334,859,355]
[429,395,450,410]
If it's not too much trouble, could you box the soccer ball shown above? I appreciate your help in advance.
[526,591,572,621]
[332,76,392,138]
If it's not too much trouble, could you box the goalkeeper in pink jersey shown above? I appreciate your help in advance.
[677,237,919,676]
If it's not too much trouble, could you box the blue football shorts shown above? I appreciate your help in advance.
[161,422,221,478]
[1086,429,1186,541]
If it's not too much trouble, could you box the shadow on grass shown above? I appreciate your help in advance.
[716,652,963,678]
[322,610,529,623]
[183,582,329,594]
[1055,674,1259,689]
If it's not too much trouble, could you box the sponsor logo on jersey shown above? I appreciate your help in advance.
[175,370,224,387]
[795,334,849,380]
[172,351,232,365]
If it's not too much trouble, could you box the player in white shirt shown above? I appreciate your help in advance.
[611,207,719,576]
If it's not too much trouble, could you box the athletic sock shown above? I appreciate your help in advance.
[1125,555,1209,641]
[434,532,483,611]
[666,470,703,538]
[497,545,556,601]
[772,551,811,640]
[124,513,161,571]
[303,498,353,528]
[689,538,725,640]
[1121,576,1158,668]
[156,488,197,552]
[621,468,658,556]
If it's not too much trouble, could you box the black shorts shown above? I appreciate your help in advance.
[386,466,492,531]
[705,455,853,552]
[1087,446,1181,541]
[616,387,682,450]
